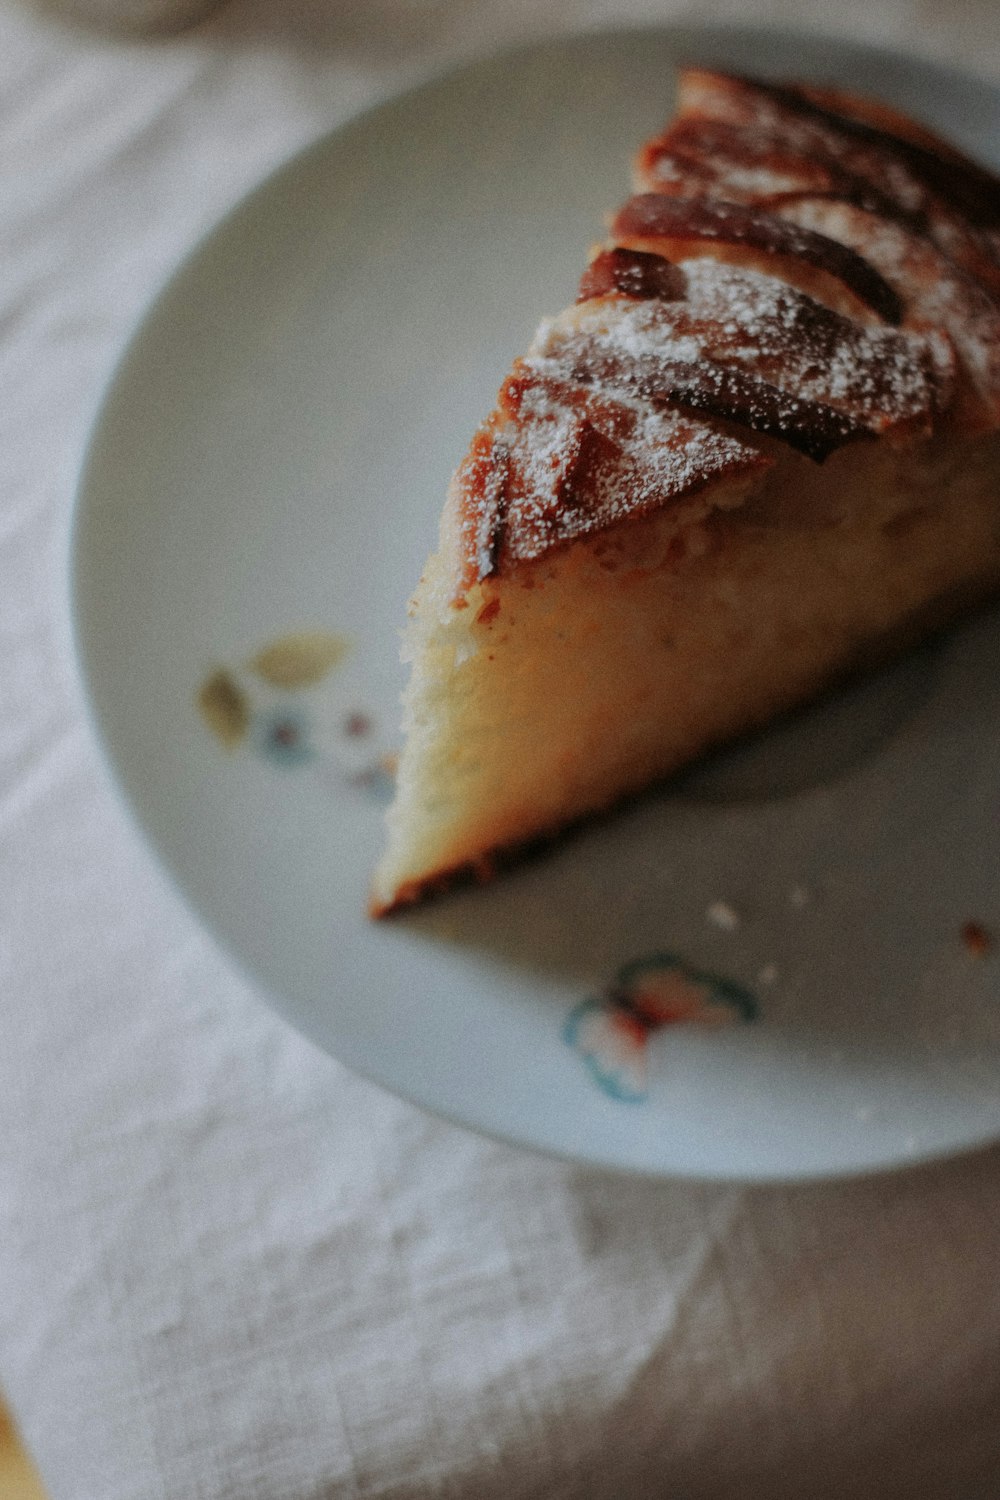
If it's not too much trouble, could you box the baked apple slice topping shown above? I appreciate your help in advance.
[577,248,686,303]
[454,371,771,582]
[665,69,1000,294]
[612,194,904,324]
[636,115,929,231]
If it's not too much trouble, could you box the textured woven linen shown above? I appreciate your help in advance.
[3,1,1000,1495]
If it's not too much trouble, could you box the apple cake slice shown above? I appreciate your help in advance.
[370,70,1000,915]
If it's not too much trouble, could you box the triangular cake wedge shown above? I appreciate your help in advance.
[370,72,1000,916]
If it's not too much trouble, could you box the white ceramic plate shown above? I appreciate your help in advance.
[72,25,1000,1181]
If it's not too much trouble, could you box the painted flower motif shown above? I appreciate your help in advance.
[197,630,396,803]
[197,669,249,749]
[250,631,351,688]
[254,706,316,767]
[348,759,397,804]
[565,953,757,1102]
[565,997,651,1102]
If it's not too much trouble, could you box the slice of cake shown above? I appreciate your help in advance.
[370,70,1000,916]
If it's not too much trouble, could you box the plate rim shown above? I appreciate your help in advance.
[67,20,1000,1184]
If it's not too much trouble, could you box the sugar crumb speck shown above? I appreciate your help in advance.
[707,900,740,931]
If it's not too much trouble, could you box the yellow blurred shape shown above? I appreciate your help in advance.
[0,1401,47,1500]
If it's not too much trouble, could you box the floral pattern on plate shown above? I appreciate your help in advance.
[197,631,394,801]
[565,954,758,1102]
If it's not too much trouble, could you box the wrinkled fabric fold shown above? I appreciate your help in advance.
[2,3,1000,1497]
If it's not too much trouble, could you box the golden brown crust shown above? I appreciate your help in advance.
[452,365,772,590]
[668,69,1000,284]
[448,70,999,591]
[371,74,1000,916]
[647,68,1000,308]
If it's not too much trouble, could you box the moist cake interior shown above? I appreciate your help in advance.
[370,70,1000,915]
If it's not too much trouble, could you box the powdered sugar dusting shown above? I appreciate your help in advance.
[780,197,1000,414]
[484,371,768,564]
[540,263,941,439]
[452,69,996,582]
[677,259,945,424]
[456,255,942,576]
[673,70,1000,282]
[637,71,1000,416]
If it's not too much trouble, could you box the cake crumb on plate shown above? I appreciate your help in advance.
[706,900,740,931]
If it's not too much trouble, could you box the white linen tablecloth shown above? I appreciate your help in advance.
[4,0,1000,1495]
